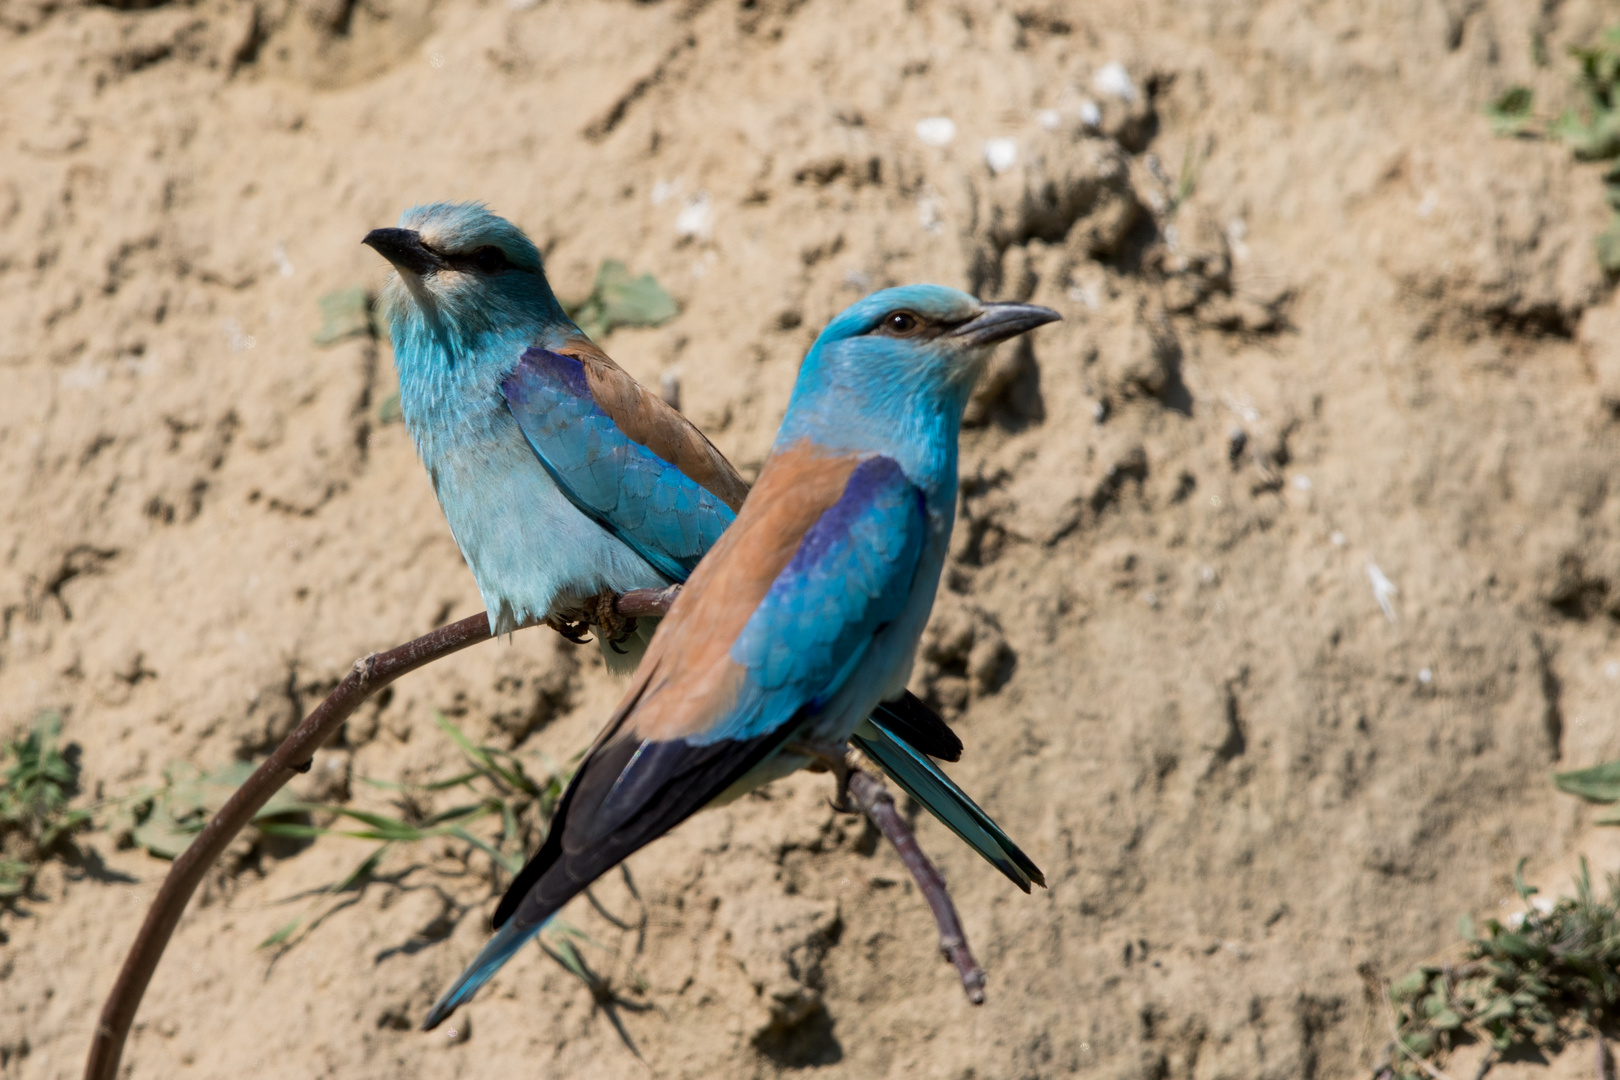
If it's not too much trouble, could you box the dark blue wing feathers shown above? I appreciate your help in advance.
[502,348,734,583]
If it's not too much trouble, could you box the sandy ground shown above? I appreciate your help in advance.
[5,0,1620,1077]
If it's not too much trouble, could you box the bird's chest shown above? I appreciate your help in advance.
[405,390,663,628]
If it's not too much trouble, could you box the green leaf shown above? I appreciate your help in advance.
[0,858,32,898]
[1554,760,1620,803]
[597,260,679,328]
[332,843,390,892]
[376,392,402,426]
[130,813,204,860]
[1399,1030,1434,1057]
[1513,857,1538,901]
[1392,970,1429,999]
[1494,933,1537,959]
[130,761,304,860]
[312,286,373,346]
[258,916,304,950]
[1487,85,1536,135]
[565,260,679,341]
[1431,1008,1463,1031]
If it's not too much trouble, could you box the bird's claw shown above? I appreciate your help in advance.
[542,591,639,650]
[591,590,639,652]
[543,613,593,645]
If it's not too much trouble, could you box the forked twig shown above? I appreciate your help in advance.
[84,584,985,1079]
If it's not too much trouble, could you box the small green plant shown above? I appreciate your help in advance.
[1485,27,1620,272]
[253,714,575,952]
[0,712,90,901]
[1382,858,1620,1077]
[566,259,680,343]
[114,760,304,861]
[1554,758,1620,817]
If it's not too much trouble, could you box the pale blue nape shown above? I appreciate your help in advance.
[379,202,669,640]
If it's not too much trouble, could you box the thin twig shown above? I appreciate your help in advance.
[84,612,504,1080]
[846,769,987,1004]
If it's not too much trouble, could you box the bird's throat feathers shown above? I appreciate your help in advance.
[773,340,979,503]
[382,266,573,459]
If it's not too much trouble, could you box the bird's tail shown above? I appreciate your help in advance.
[849,718,1045,892]
[422,915,545,1030]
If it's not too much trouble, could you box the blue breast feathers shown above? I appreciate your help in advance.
[502,348,736,583]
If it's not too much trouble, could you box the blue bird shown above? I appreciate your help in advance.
[364,201,966,753]
[420,283,1059,1029]
[363,202,1042,971]
[365,203,743,665]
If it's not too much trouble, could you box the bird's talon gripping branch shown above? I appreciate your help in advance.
[543,612,593,645]
[591,589,639,650]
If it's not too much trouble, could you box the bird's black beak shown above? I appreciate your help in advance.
[950,302,1062,347]
[362,227,444,275]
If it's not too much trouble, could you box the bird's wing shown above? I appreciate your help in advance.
[501,339,746,582]
[503,341,964,762]
[849,718,1044,891]
[423,448,927,1029]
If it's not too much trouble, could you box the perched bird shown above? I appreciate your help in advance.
[364,202,1036,882]
[422,283,1059,1029]
[365,202,742,664]
[365,204,1040,985]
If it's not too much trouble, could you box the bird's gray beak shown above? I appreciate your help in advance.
[362,227,444,275]
[950,302,1062,347]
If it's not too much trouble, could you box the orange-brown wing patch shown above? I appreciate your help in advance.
[615,442,863,743]
[556,336,752,512]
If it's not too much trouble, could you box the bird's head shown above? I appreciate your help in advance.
[813,284,1059,382]
[364,202,567,360]
[779,285,1059,455]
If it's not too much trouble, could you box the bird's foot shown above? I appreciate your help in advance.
[590,590,640,654]
[786,740,858,813]
[543,612,593,645]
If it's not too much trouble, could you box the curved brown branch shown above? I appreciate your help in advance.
[86,581,989,1078]
[84,611,501,1080]
[846,769,987,1003]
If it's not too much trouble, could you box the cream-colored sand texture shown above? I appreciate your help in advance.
[4,0,1620,1077]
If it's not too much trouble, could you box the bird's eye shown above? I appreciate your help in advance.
[468,246,509,273]
[882,311,921,335]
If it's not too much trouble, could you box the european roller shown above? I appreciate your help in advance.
[365,201,1040,886]
[421,283,1059,1029]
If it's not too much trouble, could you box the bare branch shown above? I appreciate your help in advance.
[615,585,682,619]
[85,583,992,1078]
[84,612,501,1080]
[846,769,987,1004]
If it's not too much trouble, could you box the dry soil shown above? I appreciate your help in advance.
[5,0,1620,1077]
